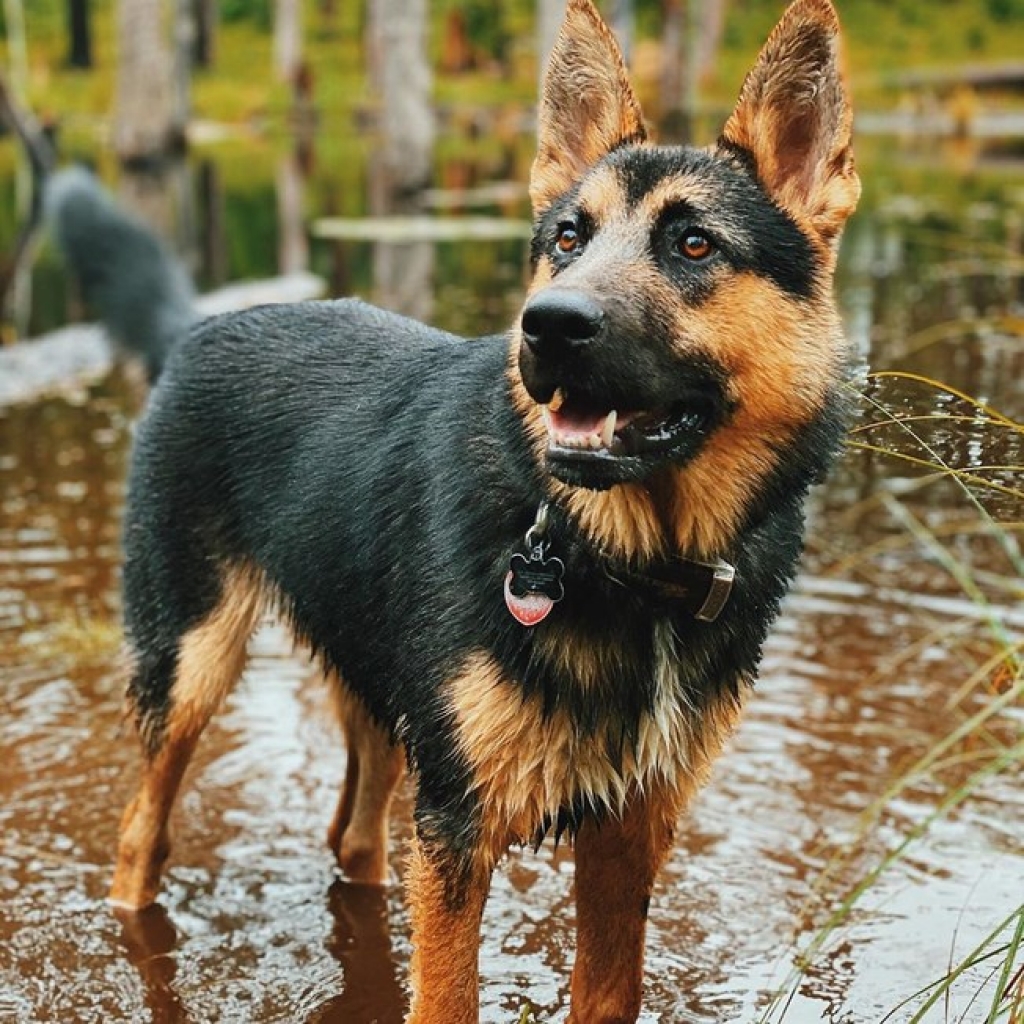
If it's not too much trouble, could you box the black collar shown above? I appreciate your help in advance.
[515,501,736,624]
[599,554,736,622]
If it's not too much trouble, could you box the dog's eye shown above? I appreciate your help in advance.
[677,230,713,261]
[555,225,580,254]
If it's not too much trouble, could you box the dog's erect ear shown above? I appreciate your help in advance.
[530,0,647,215]
[719,0,859,247]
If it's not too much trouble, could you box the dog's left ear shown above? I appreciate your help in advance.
[719,0,859,249]
[530,0,647,215]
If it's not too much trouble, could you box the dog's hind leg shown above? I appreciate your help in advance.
[326,684,404,885]
[110,566,265,910]
[567,787,683,1024]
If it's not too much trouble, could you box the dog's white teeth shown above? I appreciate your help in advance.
[544,409,618,451]
[554,433,598,450]
[549,388,566,413]
[601,410,617,449]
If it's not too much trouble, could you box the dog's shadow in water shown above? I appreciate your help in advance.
[315,877,408,1023]
[114,880,407,1023]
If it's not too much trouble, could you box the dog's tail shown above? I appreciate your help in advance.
[45,167,197,381]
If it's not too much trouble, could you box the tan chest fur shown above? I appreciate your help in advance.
[447,623,743,858]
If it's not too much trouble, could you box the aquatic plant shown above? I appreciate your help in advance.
[759,369,1023,1023]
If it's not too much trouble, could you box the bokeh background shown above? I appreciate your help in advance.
[0,3,1022,1023]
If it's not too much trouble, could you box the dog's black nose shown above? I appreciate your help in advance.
[521,290,605,357]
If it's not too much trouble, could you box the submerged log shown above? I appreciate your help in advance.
[0,273,325,409]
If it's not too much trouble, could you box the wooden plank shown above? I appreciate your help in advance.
[312,216,531,242]
[419,182,527,210]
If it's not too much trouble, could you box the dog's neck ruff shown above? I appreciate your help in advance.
[506,501,736,625]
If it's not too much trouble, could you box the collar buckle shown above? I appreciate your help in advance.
[694,559,736,622]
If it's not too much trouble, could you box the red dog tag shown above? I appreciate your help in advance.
[504,549,564,626]
[504,572,555,626]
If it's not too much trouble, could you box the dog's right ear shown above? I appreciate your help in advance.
[530,0,647,215]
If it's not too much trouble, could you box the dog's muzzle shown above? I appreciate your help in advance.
[516,288,730,490]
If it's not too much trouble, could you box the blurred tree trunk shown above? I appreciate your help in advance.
[193,0,215,67]
[114,0,178,164]
[537,0,565,83]
[367,0,435,319]
[693,0,727,89]
[661,0,728,138]
[66,0,92,68]
[172,0,194,140]
[367,0,434,192]
[197,160,227,286]
[276,151,308,275]
[661,0,685,125]
[274,0,302,85]
[118,160,191,265]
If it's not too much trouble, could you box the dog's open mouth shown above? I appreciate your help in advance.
[538,387,718,488]
[541,388,710,456]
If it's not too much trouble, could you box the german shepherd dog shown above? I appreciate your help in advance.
[68,0,860,1019]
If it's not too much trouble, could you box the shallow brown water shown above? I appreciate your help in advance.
[1,143,1022,1023]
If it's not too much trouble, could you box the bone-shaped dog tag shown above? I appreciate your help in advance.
[504,549,565,626]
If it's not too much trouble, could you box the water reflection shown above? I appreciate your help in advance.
[110,882,409,1024]
[116,905,192,1024]
[316,881,407,1024]
[0,137,1021,1022]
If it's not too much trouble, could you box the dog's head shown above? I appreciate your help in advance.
[511,0,859,559]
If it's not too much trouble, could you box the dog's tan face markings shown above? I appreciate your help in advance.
[513,0,858,561]
[635,172,845,553]
[516,156,846,559]
[660,276,845,556]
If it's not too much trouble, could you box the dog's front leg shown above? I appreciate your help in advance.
[568,789,681,1024]
[405,830,493,1024]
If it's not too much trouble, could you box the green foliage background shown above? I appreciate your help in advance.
[4,0,1024,130]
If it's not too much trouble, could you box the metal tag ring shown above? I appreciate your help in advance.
[524,501,551,549]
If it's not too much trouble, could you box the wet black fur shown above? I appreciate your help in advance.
[76,139,850,866]
[124,317,845,863]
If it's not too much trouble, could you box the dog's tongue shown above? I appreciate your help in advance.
[544,404,618,450]
[544,401,637,451]
[550,406,608,437]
